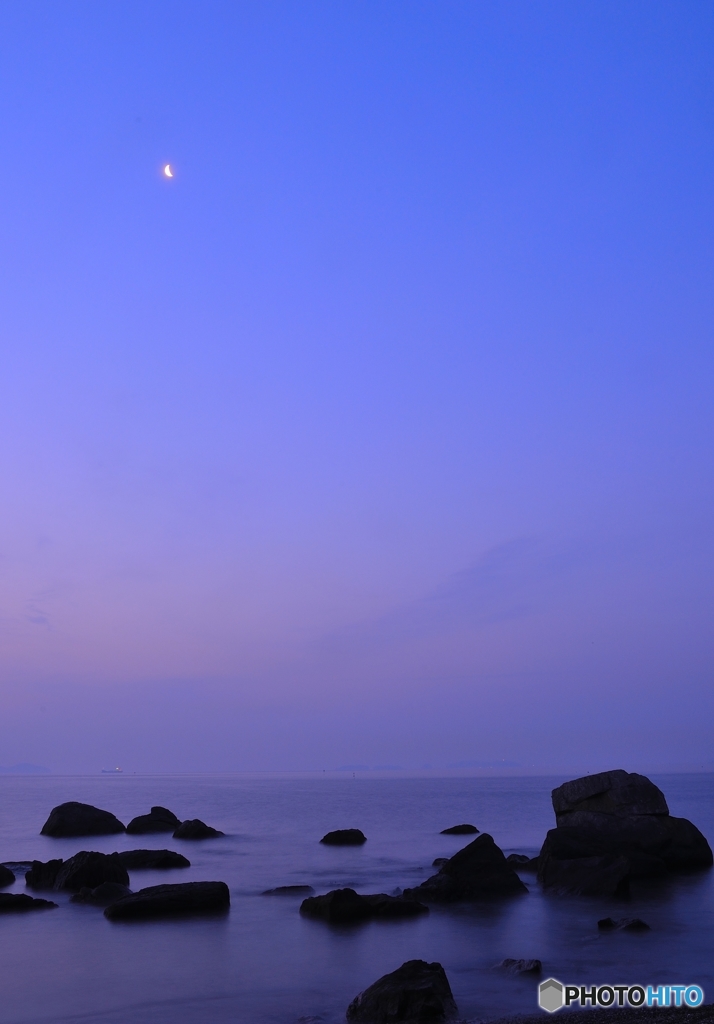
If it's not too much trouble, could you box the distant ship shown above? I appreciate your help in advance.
[101,767,123,773]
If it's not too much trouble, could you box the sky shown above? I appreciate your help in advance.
[0,1,713,774]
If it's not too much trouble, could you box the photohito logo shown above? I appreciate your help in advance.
[538,979,704,1013]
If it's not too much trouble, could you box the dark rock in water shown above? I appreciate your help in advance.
[320,829,366,846]
[506,854,539,871]
[497,958,542,974]
[0,865,15,888]
[55,851,130,892]
[172,819,224,839]
[598,916,651,932]
[404,834,527,902]
[300,888,429,924]
[26,859,63,889]
[440,824,478,835]
[117,849,190,870]
[537,770,712,896]
[126,806,181,834]
[262,885,315,895]
[346,959,457,1022]
[104,880,230,920]
[71,882,133,905]
[0,893,58,912]
[432,858,448,867]
[41,801,126,837]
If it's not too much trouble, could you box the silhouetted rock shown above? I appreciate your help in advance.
[598,916,651,932]
[104,880,230,920]
[172,819,224,839]
[506,854,539,872]
[440,824,479,835]
[55,851,130,892]
[300,888,429,924]
[25,859,63,889]
[71,882,133,905]
[432,858,448,867]
[262,885,315,895]
[0,893,57,912]
[346,959,457,1022]
[126,806,181,834]
[320,829,367,846]
[404,834,527,902]
[41,802,125,837]
[497,958,542,974]
[0,865,15,888]
[117,849,190,870]
[537,770,712,896]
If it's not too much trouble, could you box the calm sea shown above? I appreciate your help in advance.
[0,772,712,1024]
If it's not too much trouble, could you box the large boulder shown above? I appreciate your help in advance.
[0,893,57,913]
[27,852,129,892]
[300,888,429,924]
[41,802,125,837]
[172,818,224,839]
[0,865,15,888]
[71,883,133,905]
[538,770,713,895]
[346,960,457,1022]
[104,881,230,920]
[116,849,190,870]
[126,806,181,834]
[404,834,527,902]
[320,829,366,845]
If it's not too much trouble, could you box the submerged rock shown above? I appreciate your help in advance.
[598,916,651,932]
[262,885,315,895]
[537,770,712,896]
[126,806,181,834]
[41,802,125,837]
[0,893,57,913]
[506,854,539,872]
[497,958,542,974]
[320,829,366,846]
[172,819,224,839]
[104,880,230,920]
[404,834,527,902]
[346,959,457,1022]
[440,824,478,835]
[71,882,133,905]
[0,865,15,888]
[300,887,428,924]
[25,859,64,889]
[117,849,190,870]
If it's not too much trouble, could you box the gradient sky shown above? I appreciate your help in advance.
[1,1,713,773]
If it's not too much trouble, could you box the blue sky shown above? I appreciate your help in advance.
[0,1,712,772]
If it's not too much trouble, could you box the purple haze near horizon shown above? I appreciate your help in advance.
[0,2,712,774]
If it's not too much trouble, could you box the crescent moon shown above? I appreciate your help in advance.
[163,164,173,178]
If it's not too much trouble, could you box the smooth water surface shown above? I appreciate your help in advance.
[0,773,712,1024]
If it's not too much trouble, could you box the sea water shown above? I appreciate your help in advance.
[0,772,712,1024]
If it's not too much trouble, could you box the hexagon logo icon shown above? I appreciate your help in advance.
[539,978,564,1013]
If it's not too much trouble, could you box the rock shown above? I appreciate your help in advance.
[71,882,133,905]
[117,849,190,870]
[55,851,130,892]
[432,858,449,867]
[262,885,315,895]
[0,893,58,912]
[440,824,479,835]
[404,834,527,902]
[126,806,181,834]
[506,854,539,872]
[598,916,651,932]
[25,859,63,889]
[172,819,224,839]
[40,801,126,837]
[300,888,429,924]
[346,959,457,1022]
[497,958,542,974]
[0,865,15,888]
[537,770,713,895]
[104,881,230,920]
[320,829,367,846]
